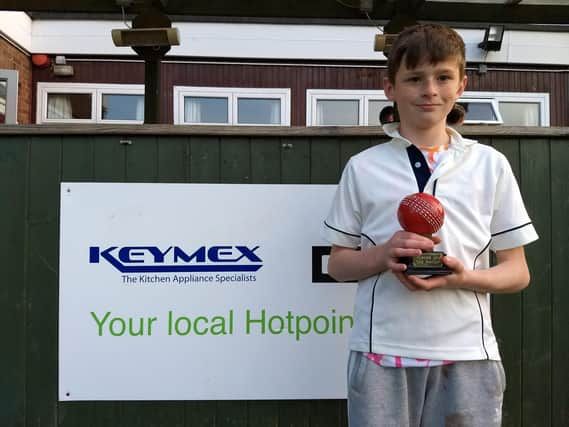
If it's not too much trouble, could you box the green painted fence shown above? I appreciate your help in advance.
[0,125,568,427]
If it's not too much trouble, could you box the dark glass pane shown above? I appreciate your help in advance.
[368,100,391,126]
[47,93,92,119]
[184,97,228,123]
[463,102,497,121]
[237,98,281,124]
[499,102,540,126]
[316,100,359,125]
[102,94,144,121]
[0,80,6,124]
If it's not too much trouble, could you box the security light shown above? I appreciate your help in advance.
[373,34,398,57]
[111,27,180,47]
[52,55,74,76]
[478,25,505,51]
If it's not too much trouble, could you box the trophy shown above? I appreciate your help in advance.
[397,192,451,276]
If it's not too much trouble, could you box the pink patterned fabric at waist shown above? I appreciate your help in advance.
[365,352,454,368]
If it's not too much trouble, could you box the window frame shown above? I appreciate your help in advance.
[460,91,550,126]
[37,82,145,124]
[306,89,388,127]
[0,69,19,124]
[173,86,291,126]
[455,97,503,125]
[306,89,550,127]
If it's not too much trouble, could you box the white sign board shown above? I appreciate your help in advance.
[59,183,356,401]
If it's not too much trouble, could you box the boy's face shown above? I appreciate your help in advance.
[384,57,467,131]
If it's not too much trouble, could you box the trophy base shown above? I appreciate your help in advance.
[400,251,452,276]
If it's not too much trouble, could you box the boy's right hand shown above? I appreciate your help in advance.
[383,230,441,273]
[327,232,440,283]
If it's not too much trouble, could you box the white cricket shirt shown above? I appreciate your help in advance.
[323,124,538,361]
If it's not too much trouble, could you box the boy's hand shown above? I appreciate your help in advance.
[394,255,468,291]
[383,231,441,273]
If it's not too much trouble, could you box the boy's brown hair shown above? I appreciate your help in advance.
[447,103,466,125]
[386,23,466,83]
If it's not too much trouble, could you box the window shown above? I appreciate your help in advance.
[0,80,8,124]
[306,90,389,126]
[0,70,18,124]
[102,94,144,121]
[306,90,549,127]
[499,102,540,126]
[174,87,290,126]
[37,83,144,124]
[455,98,503,124]
[460,91,549,126]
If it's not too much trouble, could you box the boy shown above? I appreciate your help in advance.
[447,103,466,126]
[323,24,538,427]
[379,105,396,125]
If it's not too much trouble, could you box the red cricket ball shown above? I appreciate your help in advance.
[397,192,445,235]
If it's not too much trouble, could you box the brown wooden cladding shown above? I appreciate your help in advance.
[466,68,569,126]
[32,60,569,126]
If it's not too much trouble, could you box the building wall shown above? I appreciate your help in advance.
[32,59,569,126]
[0,36,32,124]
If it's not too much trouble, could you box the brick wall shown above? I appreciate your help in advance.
[0,36,32,124]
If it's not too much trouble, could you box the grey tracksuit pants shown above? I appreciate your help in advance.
[347,351,506,427]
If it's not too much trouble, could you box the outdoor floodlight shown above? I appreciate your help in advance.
[52,55,74,77]
[374,34,398,57]
[478,25,504,51]
[111,27,180,47]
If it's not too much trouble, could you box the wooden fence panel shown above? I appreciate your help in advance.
[339,137,375,171]
[550,139,569,427]
[248,138,281,427]
[520,139,552,427]
[93,137,127,182]
[220,137,250,184]
[276,401,311,427]
[281,138,310,185]
[59,137,123,427]
[217,137,251,426]
[490,138,523,427]
[26,136,61,427]
[0,132,566,426]
[251,138,281,184]
[126,136,158,183]
[310,138,340,184]
[189,137,221,184]
[184,401,217,427]
[0,137,28,427]
[183,135,218,427]
[124,137,187,427]
[157,136,189,183]
[121,402,185,427]
[306,137,348,427]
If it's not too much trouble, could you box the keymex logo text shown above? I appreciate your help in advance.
[89,245,263,273]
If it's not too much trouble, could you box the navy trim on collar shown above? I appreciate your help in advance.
[406,145,431,193]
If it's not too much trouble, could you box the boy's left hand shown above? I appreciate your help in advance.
[394,255,468,291]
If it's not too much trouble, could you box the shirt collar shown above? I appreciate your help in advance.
[382,123,477,152]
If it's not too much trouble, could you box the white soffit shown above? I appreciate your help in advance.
[0,12,32,51]
[28,20,569,66]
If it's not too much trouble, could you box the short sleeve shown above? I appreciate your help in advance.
[489,154,539,251]
[322,159,362,248]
